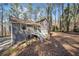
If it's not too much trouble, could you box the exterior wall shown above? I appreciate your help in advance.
[12,23,35,43]
[12,23,26,43]
[11,19,49,43]
[40,19,49,34]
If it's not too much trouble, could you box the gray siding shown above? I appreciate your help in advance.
[12,23,26,43]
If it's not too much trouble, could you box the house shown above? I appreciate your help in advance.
[36,18,49,36]
[9,16,49,43]
[10,16,40,43]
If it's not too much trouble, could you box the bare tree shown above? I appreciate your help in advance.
[46,3,53,33]
[0,4,3,37]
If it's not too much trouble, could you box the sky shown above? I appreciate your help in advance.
[0,3,68,22]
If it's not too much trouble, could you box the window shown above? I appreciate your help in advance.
[22,24,26,30]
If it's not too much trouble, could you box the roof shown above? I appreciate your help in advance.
[36,18,48,23]
[10,16,40,27]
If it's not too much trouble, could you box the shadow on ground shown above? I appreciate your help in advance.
[18,36,79,56]
[54,35,79,56]
[64,32,79,35]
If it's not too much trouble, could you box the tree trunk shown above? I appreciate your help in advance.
[60,4,64,32]
[1,4,3,37]
[73,4,77,32]
[66,3,70,32]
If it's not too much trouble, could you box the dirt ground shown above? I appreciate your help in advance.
[18,32,79,56]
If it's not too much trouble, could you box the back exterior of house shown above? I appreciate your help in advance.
[10,16,49,43]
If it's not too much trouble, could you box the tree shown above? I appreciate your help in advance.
[0,4,3,37]
[10,3,20,18]
[46,3,53,33]
[52,4,56,31]
[23,13,28,20]
[66,3,70,32]
[60,4,64,32]
[57,3,62,31]
[33,7,40,21]
[19,5,28,20]
[61,3,71,32]
[73,3,78,32]
[4,8,11,36]
[27,3,32,20]
[60,3,79,32]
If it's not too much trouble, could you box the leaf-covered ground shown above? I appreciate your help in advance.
[1,32,79,56]
[18,32,79,56]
